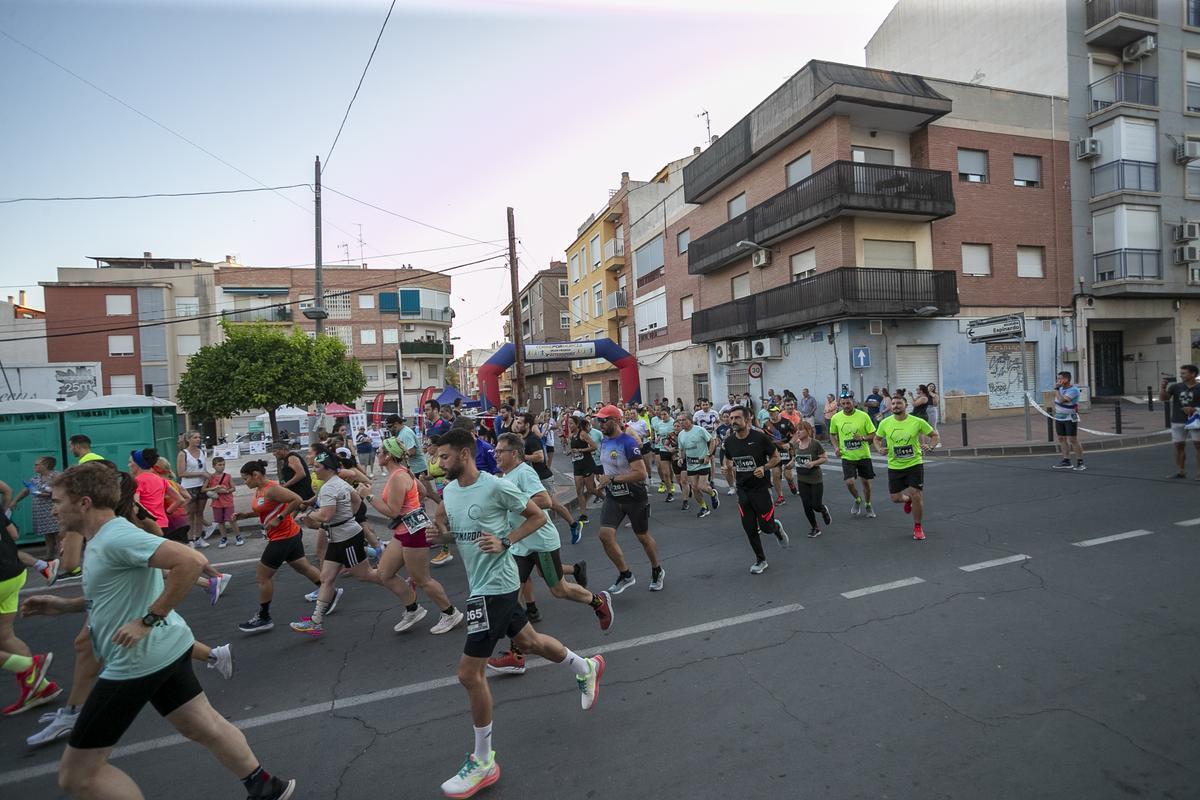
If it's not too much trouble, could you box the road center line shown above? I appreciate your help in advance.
[1072,530,1154,548]
[958,555,1030,572]
[0,602,804,788]
[1173,517,1200,527]
[841,577,925,599]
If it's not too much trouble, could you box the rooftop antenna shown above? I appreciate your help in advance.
[356,223,366,266]
[697,109,711,146]
[340,243,351,264]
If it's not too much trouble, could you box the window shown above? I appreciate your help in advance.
[1017,246,1045,278]
[790,249,816,281]
[590,234,601,269]
[569,253,580,282]
[571,296,582,324]
[863,240,916,269]
[558,279,568,297]
[1188,53,1200,113]
[383,328,398,344]
[385,365,399,381]
[592,283,603,317]
[727,193,746,219]
[634,294,667,334]
[520,294,529,310]
[961,243,992,276]
[560,311,570,329]
[634,234,665,281]
[360,328,377,345]
[1189,0,1200,27]
[423,328,437,340]
[677,228,690,255]
[175,296,199,316]
[362,364,379,382]
[680,295,694,320]
[1013,155,1041,187]
[324,292,352,319]
[786,153,812,186]
[105,295,132,316]
[1093,117,1157,163]
[175,335,201,356]
[731,272,751,299]
[358,294,375,310]
[957,148,988,182]
[1093,205,1161,280]
[427,363,439,380]
[110,374,136,394]
[329,325,354,349]
[378,292,398,312]
[108,335,134,356]
[1189,138,1200,197]
[852,146,894,165]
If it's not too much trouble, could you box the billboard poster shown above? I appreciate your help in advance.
[525,342,597,361]
[0,363,103,403]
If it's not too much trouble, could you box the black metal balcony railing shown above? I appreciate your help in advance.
[1089,72,1157,112]
[1086,0,1157,28]
[687,161,955,275]
[1090,159,1159,195]
[690,267,959,343]
[399,340,455,356]
[226,306,293,323]
[1094,249,1161,282]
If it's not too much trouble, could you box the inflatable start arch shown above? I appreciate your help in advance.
[478,340,640,410]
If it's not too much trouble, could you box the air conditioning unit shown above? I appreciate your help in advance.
[402,324,416,332]
[869,319,884,336]
[1176,141,1200,164]
[1122,35,1156,63]
[751,249,772,269]
[752,337,783,359]
[1174,245,1200,264]
[715,341,733,364]
[400,369,412,379]
[1075,138,1101,161]
[1173,222,1200,243]
[728,339,750,361]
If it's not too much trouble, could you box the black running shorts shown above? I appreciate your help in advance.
[463,591,528,659]
[1054,420,1078,437]
[599,496,651,535]
[840,459,876,481]
[324,531,367,567]
[69,649,200,750]
[261,533,306,570]
[887,465,925,495]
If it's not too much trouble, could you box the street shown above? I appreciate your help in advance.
[2,445,1198,799]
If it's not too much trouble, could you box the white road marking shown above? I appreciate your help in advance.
[0,603,804,787]
[958,555,1030,572]
[1072,529,1154,548]
[1174,517,1200,527]
[841,577,925,599]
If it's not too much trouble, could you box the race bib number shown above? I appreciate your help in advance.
[893,444,915,459]
[686,456,705,468]
[844,438,862,450]
[795,454,811,466]
[400,507,431,532]
[465,597,490,635]
[778,451,792,463]
[608,481,630,497]
[733,456,758,473]
[571,451,585,462]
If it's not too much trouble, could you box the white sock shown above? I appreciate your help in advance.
[563,648,590,676]
[34,559,48,571]
[311,599,331,625]
[473,723,492,761]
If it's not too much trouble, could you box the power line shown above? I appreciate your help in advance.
[0,184,311,205]
[323,186,496,245]
[322,0,397,174]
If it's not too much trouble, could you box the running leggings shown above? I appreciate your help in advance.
[796,482,824,529]
[736,485,779,562]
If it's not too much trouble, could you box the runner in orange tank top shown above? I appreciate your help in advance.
[369,437,464,635]
[234,460,323,634]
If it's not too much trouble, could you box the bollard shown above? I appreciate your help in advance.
[960,412,968,447]
[1047,408,1055,442]
[1147,386,1154,413]
[1114,402,1122,434]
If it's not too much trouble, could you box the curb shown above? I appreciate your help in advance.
[931,430,1172,458]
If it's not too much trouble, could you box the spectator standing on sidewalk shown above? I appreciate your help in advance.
[1161,365,1200,479]
[1052,371,1085,472]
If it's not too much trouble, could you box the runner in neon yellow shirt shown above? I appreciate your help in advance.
[874,394,938,541]
[827,395,877,519]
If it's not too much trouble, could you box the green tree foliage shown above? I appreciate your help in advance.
[177,322,366,439]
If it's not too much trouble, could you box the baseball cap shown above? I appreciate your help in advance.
[594,404,623,420]
[334,446,352,459]
[571,410,585,418]
[384,414,402,426]
[313,451,339,471]
[768,404,781,413]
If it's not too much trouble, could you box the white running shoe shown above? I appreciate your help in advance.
[207,644,234,680]
[304,588,319,602]
[750,560,769,574]
[217,573,232,600]
[326,587,345,615]
[26,706,78,748]
[576,655,605,710]
[726,486,736,496]
[441,752,500,798]
[202,523,218,540]
[430,608,464,635]
[194,537,211,549]
[393,606,428,633]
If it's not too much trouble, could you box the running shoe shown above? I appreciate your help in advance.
[578,513,590,523]
[2,680,60,717]
[864,504,877,519]
[218,537,229,549]
[657,483,667,493]
[570,519,584,545]
[365,545,381,566]
[393,606,428,633]
[850,500,862,517]
[697,507,712,518]
[0,653,53,716]
[912,524,926,541]
[808,528,822,538]
[903,498,913,515]
[207,573,232,606]
[577,655,605,710]
[207,644,234,680]
[680,499,690,512]
[59,566,82,583]
[710,490,720,510]
[573,560,588,589]
[304,588,319,602]
[775,521,790,548]
[607,573,636,594]
[775,496,787,506]
[788,481,798,496]
[40,558,59,585]
[234,535,245,546]
[487,651,526,674]
[648,566,665,592]
[821,505,832,526]
[26,705,77,748]
[525,606,542,623]
[594,590,614,632]
[1051,459,1073,470]
[665,492,674,502]
[1074,461,1087,471]
[238,614,274,634]
[431,547,455,567]
[247,775,298,800]
[441,751,499,799]
[750,560,769,575]
[326,587,345,615]
[289,617,323,637]
[202,523,218,540]
[726,486,736,496]
[430,609,463,635]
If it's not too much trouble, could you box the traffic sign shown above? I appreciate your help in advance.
[851,346,870,369]
[748,362,763,379]
[967,314,1025,342]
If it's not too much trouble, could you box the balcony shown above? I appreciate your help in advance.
[1090,159,1158,196]
[602,238,625,271]
[691,267,959,343]
[1085,0,1157,48]
[398,340,455,356]
[225,306,293,324]
[605,289,627,312]
[1089,72,1157,113]
[687,161,955,275]
[399,307,453,322]
[1094,249,1161,283]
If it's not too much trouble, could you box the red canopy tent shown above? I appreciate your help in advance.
[324,402,357,414]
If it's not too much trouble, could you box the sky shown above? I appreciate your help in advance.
[0,0,898,352]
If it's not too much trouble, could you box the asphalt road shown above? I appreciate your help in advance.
[2,445,1198,799]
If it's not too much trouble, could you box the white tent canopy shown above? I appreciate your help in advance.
[255,406,312,421]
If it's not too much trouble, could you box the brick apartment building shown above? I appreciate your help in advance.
[501,261,576,411]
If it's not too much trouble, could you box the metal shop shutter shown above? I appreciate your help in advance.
[894,345,939,396]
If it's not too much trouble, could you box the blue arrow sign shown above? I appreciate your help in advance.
[851,346,870,369]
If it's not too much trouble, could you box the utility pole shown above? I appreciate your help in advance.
[507,207,526,408]
[313,156,325,336]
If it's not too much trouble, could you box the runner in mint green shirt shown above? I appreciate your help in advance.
[650,410,677,495]
[873,395,938,541]
[828,395,878,519]
[429,429,605,799]
[675,416,718,517]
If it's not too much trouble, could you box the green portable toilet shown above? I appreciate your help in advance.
[0,399,69,545]
[63,395,180,477]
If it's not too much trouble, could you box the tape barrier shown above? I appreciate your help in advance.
[1024,392,1169,438]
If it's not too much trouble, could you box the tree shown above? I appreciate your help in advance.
[444,365,461,389]
[177,322,366,439]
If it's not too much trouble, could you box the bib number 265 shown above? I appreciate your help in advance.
[465,597,490,635]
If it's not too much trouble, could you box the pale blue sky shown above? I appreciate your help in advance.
[0,0,897,350]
